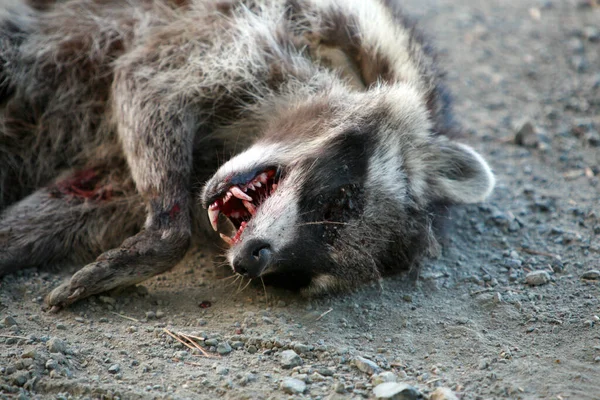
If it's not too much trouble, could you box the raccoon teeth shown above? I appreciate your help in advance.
[247,183,255,191]
[258,173,268,184]
[208,207,220,231]
[230,186,252,201]
[224,192,232,203]
[243,200,256,216]
[219,233,234,246]
[253,181,262,188]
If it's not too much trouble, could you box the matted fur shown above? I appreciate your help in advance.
[0,0,494,308]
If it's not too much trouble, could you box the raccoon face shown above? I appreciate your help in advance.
[200,87,495,293]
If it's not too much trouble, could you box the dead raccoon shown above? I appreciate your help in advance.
[0,0,494,309]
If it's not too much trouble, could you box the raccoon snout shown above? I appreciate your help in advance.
[232,239,272,278]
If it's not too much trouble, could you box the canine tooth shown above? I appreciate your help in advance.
[254,181,262,188]
[247,183,255,191]
[258,173,268,184]
[230,186,252,201]
[243,200,256,216]
[219,233,234,246]
[208,208,219,231]
[224,192,232,203]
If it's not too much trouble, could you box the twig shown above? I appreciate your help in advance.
[0,334,30,340]
[316,308,333,321]
[184,361,204,367]
[519,247,559,259]
[109,311,140,323]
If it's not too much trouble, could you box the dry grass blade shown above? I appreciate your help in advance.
[0,334,30,340]
[177,331,212,358]
[316,308,333,321]
[110,311,140,322]
[163,329,213,358]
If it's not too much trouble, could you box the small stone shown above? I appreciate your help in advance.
[334,381,345,393]
[354,356,382,375]
[372,371,397,386]
[280,350,303,369]
[98,296,116,305]
[293,343,312,354]
[108,364,120,374]
[525,270,551,286]
[155,311,165,319]
[430,387,459,400]
[12,372,29,387]
[3,316,18,326]
[373,382,423,399]
[20,349,37,359]
[205,338,219,347]
[217,342,232,355]
[145,311,156,319]
[515,121,539,148]
[581,270,600,280]
[280,378,306,394]
[47,337,67,354]
[173,350,188,359]
[247,345,258,354]
[56,323,67,330]
[45,359,58,370]
[216,366,229,376]
[317,367,334,376]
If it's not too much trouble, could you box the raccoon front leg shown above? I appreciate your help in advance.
[0,177,144,277]
[45,68,196,310]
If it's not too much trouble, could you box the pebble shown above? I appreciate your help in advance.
[156,311,165,319]
[334,381,345,393]
[216,366,229,376]
[56,323,67,330]
[372,371,397,386]
[20,349,37,359]
[280,378,306,394]
[430,387,459,400]
[247,345,258,354]
[280,350,303,369]
[3,316,18,326]
[354,356,382,375]
[47,337,67,354]
[45,359,58,370]
[145,311,156,319]
[515,121,539,148]
[373,382,423,399]
[581,270,600,280]
[108,364,121,374]
[217,342,232,355]
[525,270,551,286]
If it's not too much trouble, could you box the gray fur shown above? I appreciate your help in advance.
[0,0,494,308]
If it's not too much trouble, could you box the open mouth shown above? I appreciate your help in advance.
[207,167,280,246]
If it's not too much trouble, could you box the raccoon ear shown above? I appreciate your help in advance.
[430,141,495,204]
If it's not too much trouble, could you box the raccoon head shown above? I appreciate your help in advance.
[200,85,495,294]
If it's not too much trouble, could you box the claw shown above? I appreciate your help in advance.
[49,305,62,313]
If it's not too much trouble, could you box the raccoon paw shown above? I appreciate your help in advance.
[44,260,116,311]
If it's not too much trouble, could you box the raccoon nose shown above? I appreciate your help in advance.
[232,239,272,278]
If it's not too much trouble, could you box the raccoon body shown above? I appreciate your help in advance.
[0,0,494,307]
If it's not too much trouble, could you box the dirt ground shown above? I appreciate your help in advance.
[2,0,600,399]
